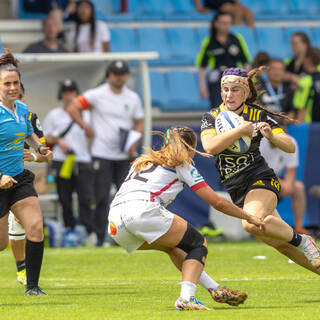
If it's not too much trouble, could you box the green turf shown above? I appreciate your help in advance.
[0,242,319,320]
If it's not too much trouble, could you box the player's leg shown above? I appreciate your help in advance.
[8,212,26,285]
[242,189,320,272]
[0,213,9,251]
[167,246,247,306]
[11,197,46,295]
[138,215,212,310]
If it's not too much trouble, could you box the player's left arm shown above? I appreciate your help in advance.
[257,113,295,153]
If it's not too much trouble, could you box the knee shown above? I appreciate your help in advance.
[26,220,43,241]
[177,223,208,265]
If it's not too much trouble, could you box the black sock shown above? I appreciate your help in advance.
[288,229,302,247]
[16,260,26,272]
[25,239,44,290]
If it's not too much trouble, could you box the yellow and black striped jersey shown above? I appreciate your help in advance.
[200,103,284,182]
[24,112,46,149]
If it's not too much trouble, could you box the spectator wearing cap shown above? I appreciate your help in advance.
[42,79,96,245]
[23,16,68,53]
[66,0,110,53]
[66,60,144,246]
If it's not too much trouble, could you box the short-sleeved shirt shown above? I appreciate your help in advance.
[260,136,298,177]
[42,107,91,163]
[24,112,45,149]
[196,33,251,72]
[285,56,306,77]
[200,103,284,188]
[77,83,144,160]
[67,20,111,53]
[293,72,320,123]
[23,41,68,53]
[112,162,207,207]
[0,101,34,176]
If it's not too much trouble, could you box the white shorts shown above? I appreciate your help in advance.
[108,200,174,254]
[8,212,26,240]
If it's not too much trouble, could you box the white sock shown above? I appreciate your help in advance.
[180,281,196,301]
[198,271,219,290]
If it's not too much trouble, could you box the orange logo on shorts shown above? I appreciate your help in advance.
[109,221,117,236]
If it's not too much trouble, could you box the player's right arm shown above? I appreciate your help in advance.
[195,185,264,229]
[66,97,94,138]
[200,112,252,155]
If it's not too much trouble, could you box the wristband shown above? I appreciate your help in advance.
[31,152,38,161]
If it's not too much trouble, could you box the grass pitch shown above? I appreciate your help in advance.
[0,242,319,320]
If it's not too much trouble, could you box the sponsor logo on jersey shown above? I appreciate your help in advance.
[252,180,265,186]
[190,168,203,182]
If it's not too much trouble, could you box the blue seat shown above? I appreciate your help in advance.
[148,72,170,108]
[137,28,171,65]
[239,0,262,15]
[312,27,320,47]
[110,28,138,52]
[164,71,205,111]
[135,0,173,20]
[196,27,209,49]
[171,0,194,14]
[259,0,287,14]
[167,27,198,65]
[231,26,257,60]
[256,27,287,59]
[284,26,313,45]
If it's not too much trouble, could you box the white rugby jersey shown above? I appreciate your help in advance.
[112,162,207,207]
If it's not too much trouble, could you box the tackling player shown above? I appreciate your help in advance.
[200,67,320,274]
[108,126,264,311]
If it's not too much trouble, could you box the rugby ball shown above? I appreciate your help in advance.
[215,111,251,153]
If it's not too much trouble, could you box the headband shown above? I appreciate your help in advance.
[221,74,250,99]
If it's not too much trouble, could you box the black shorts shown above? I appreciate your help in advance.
[225,171,281,208]
[0,169,37,218]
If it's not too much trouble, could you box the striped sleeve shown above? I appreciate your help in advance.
[177,163,207,191]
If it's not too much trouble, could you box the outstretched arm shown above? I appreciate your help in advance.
[195,185,264,229]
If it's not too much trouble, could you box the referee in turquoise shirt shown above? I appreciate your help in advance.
[0,50,52,296]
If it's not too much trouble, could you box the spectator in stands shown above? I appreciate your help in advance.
[66,60,144,246]
[258,59,293,116]
[66,0,111,53]
[42,79,96,246]
[284,32,311,85]
[252,51,270,69]
[293,47,320,123]
[196,11,251,108]
[23,16,68,53]
[260,133,308,235]
[194,0,255,28]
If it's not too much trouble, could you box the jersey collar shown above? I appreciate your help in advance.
[219,102,248,114]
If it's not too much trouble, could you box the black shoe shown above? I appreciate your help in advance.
[25,286,47,296]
